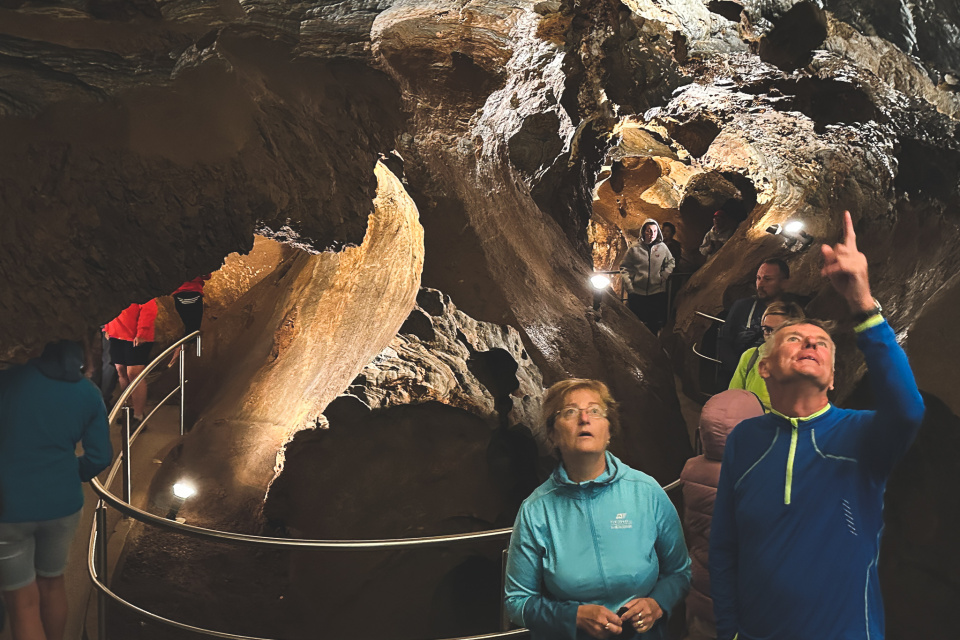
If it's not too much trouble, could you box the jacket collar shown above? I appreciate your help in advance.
[553,451,621,487]
[769,403,832,428]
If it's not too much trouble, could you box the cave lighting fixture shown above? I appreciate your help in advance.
[590,271,618,311]
[590,274,612,290]
[166,480,198,521]
[173,481,197,500]
[766,220,814,253]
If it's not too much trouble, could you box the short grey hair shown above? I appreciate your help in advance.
[761,318,838,369]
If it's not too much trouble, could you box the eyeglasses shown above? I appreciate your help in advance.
[557,405,607,421]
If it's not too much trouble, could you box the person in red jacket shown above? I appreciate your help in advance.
[168,274,210,366]
[104,300,157,422]
[680,389,763,640]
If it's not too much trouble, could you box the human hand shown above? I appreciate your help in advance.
[619,597,663,634]
[820,210,874,313]
[577,604,623,638]
[133,337,141,347]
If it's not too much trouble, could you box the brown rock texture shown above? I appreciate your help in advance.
[2,0,960,638]
[259,290,547,639]
[0,1,403,359]
[149,161,424,529]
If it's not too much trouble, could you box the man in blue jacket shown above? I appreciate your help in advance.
[709,211,925,640]
[0,340,112,640]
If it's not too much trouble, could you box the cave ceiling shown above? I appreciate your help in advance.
[3,0,960,636]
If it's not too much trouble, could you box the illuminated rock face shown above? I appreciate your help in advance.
[263,287,546,537]
[2,0,960,637]
[153,162,424,530]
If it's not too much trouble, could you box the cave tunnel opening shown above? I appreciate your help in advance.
[756,1,828,72]
[769,77,880,133]
[590,122,758,292]
[894,138,960,201]
[706,0,745,23]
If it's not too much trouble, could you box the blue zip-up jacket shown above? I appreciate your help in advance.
[710,317,925,640]
[0,341,112,522]
[505,452,691,640]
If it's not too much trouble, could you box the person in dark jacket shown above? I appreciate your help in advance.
[716,259,806,384]
[710,212,925,640]
[0,340,112,640]
[680,390,763,640]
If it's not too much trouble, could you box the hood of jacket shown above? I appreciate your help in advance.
[552,451,625,489]
[699,389,764,461]
[640,219,663,246]
[32,340,85,382]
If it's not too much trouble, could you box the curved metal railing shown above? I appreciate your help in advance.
[87,333,684,640]
[692,311,724,365]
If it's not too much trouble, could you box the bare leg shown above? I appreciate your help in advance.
[3,581,47,640]
[36,575,67,640]
[168,344,182,368]
[127,364,147,418]
[115,364,130,392]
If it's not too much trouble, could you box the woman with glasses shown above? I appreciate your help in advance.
[504,379,691,639]
[728,301,805,408]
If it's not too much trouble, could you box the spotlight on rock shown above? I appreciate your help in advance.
[766,220,814,253]
[590,274,612,290]
[590,272,615,311]
[166,481,197,521]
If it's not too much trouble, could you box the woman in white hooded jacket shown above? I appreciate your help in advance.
[619,219,675,334]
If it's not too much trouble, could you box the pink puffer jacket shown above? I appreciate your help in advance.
[680,389,763,626]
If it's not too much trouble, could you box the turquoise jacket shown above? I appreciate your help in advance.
[0,342,112,522]
[505,452,691,640]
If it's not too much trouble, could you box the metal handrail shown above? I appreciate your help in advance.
[694,310,725,324]
[88,330,685,640]
[692,310,724,364]
[86,524,528,640]
[692,342,722,365]
[105,331,200,430]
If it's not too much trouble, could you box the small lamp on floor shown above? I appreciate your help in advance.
[166,480,197,521]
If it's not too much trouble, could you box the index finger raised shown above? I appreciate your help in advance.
[841,210,856,247]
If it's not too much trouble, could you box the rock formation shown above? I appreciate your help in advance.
[2,0,959,638]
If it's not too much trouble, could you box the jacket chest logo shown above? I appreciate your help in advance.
[610,512,632,529]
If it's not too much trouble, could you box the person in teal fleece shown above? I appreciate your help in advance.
[710,211,925,640]
[505,378,691,640]
[0,340,112,640]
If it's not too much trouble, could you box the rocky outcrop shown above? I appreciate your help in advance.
[259,289,546,639]
[263,287,545,536]
[3,0,960,637]
[148,162,424,530]
[0,2,402,359]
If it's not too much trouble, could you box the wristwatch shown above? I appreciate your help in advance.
[852,298,882,324]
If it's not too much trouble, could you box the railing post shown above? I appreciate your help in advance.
[96,503,109,640]
[500,547,510,632]
[122,407,132,505]
[179,339,187,437]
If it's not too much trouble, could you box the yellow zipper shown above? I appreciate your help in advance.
[785,420,798,505]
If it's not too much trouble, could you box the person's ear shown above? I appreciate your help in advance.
[758,357,771,380]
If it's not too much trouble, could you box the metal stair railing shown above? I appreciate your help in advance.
[87,331,683,640]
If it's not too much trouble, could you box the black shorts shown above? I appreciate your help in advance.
[109,338,154,366]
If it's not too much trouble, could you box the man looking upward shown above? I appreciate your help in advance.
[709,211,925,640]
